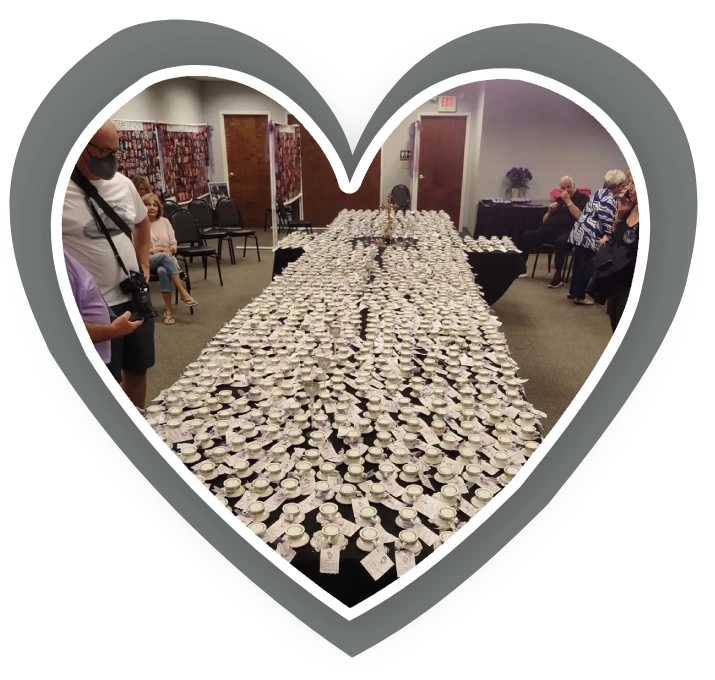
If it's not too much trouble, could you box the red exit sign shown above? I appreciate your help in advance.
[437,95,457,112]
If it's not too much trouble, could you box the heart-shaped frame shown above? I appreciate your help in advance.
[10,21,696,656]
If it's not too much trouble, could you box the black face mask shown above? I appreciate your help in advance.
[86,152,118,180]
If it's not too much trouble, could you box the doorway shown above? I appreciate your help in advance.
[287,114,382,230]
[222,114,272,246]
[413,115,468,228]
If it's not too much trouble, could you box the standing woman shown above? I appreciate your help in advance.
[567,169,627,304]
[605,172,639,331]
[143,193,198,325]
[133,175,152,198]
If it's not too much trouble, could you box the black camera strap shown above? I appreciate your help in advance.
[71,167,133,279]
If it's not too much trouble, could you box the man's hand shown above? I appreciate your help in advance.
[549,201,559,211]
[598,235,610,246]
[112,311,143,338]
[141,262,150,281]
[560,190,571,204]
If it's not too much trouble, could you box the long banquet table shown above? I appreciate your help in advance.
[474,199,550,240]
[148,209,545,607]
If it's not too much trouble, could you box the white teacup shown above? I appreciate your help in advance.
[233,460,252,479]
[251,478,272,498]
[396,507,419,529]
[423,447,443,466]
[282,503,305,524]
[318,502,340,524]
[463,464,482,482]
[402,485,423,505]
[524,441,539,458]
[457,448,477,465]
[472,488,493,509]
[434,464,456,484]
[303,449,322,467]
[344,464,365,484]
[265,463,285,483]
[390,446,411,466]
[376,417,392,432]
[368,483,386,502]
[357,527,380,552]
[314,481,334,500]
[434,506,458,529]
[209,446,229,463]
[336,484,357,504]
[246,442,263,459]
[286,428,303,444]
[375,432,392,449]
[321,523,343,545]
[317,462,337,481]
[344,449,364,466]
[398,530,422,555]
[357,506,380,527]
[285,524,309,548]
[194,432,213,450]
[439,484,460,506]
[366,446,386,464]
[222,477,244,497]
[487,409,504,425]
[399,463,420,483]
[403,433,418,450]
[247,501,269,522]
[442,433,459,451]
[378,462,397,479]
[519,424,538,441]
[178,445,200,464]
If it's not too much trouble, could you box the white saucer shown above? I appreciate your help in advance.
[314,491,336,502]
[197,469,218,481]
[178,452,202,465]
[368,493,386,504]
[518,430,537,441]
[399,473,420,484]
[335,492,356,505]
[241,428,260,440]
[433,473,456,484]
[234,468,253,479]
[356,538,379,552]
[457,428,479,438]
[366,453,386,465]
[249,510,270,523]
[390,455,411,466]
[223,487,245,499]
[433,515,456,530]
[286,437,306,447]
[286,533,310,549]
[359,427,374,436]
[283,512,305,524]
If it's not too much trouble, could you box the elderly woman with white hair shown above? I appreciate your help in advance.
[566,169,628,304]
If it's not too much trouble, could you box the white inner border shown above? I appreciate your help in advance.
[50,65,648,622]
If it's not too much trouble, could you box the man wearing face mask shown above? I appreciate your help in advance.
[62,120,155,412]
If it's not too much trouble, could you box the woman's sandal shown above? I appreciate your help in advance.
[182,296,198,307]
[163,313,176,325]
[573,298,595,306]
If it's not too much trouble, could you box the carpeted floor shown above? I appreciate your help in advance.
[147,247,612,435]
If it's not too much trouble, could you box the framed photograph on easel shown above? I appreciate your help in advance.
[208,181,229,208]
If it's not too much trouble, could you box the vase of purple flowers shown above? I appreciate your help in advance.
[505,167,533,198]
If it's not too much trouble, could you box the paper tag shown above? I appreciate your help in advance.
[412,522,439,547]
[381,477,406,497]
[337,427,349,439]
[376,524,397,544]
[418,471,435,491]
[381,495,406,511]
[413,496,439,519]
[395,550,416,577]
[234,492,258,512]
[421,427,441,446]
[336,517,360,537]
[263,518,290,543]
[298,494,322,513]
[320,441,342,463]
[361,549,394,581]
[459,499,478,518]
[276,541,296,563]
[320,548,340,574]
[476,475,501,494]
[217,464,234,476]
[263,490,288,513]
[481,461,500,476]
[299,471,316,496]
[351,497,370,520]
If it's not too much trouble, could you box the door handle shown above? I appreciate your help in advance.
[229,171,235,177]
[419,174,425,180]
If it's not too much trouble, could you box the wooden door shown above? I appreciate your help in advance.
[416,116,467,227]
[224,115,270,229]
[288,114,381,227]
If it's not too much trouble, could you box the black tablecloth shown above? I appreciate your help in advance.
[166,240,531,607]
[475,201,549,240]
[467,251,526,306]
[272,247,305,279]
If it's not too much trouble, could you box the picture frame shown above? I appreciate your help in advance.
[208,181,230,208]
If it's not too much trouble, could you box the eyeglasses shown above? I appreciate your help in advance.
[87,141,123,160]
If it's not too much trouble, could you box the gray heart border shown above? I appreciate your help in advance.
[10,21,696,657]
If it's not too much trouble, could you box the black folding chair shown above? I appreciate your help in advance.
[390,184,411,212]
[215,197,261,261]
[276,198,312,234]
[189,198,232,264]
[170,209,223,285]
[163,200,181,220]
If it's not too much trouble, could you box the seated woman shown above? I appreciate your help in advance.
[133,175,152,198]
[567,169,627,304]
[143,193,197,325]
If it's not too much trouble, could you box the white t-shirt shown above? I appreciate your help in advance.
[62,173,148,307]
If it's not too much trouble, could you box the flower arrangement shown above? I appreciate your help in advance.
[505,167,533,197]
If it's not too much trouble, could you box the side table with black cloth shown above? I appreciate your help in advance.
[272,247,305,279]
[474,200,550,239]
[466,251,526,306]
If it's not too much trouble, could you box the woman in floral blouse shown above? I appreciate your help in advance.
[567,169,627,304]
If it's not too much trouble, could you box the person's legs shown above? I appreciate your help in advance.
[155,264,175,321]
[153,253,194,305]
[120,310,155,410]
[549,231,570,287]
[570,246,595,301]
[607,285,630,331]
[520,226,549,267]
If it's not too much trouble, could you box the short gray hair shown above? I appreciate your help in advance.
[603,169,626,189]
